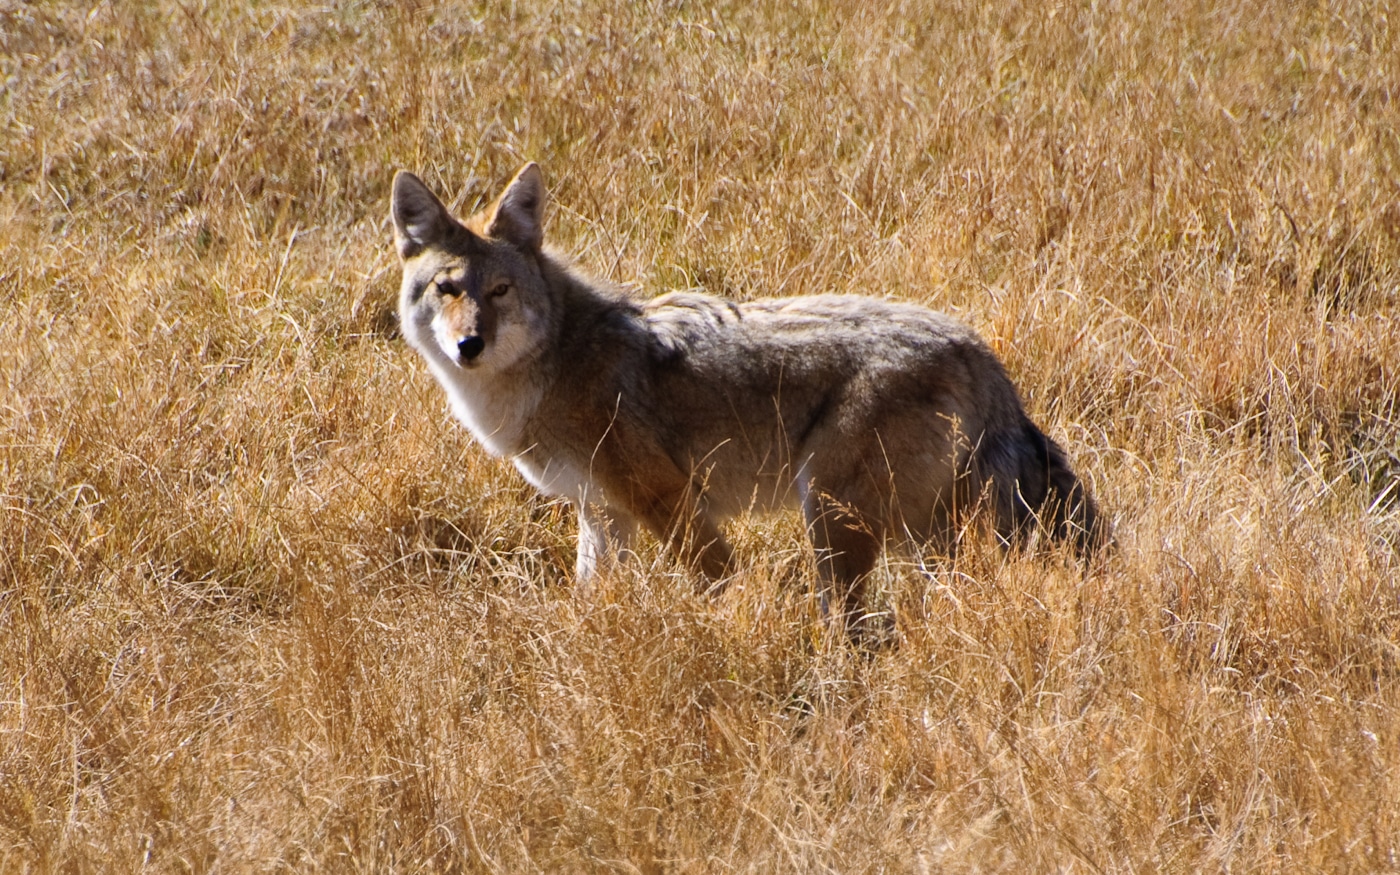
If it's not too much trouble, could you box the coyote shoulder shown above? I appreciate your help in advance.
[391,163,1105,638]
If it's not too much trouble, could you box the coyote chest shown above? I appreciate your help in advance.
[430,363,536,458]
[510,447,595,505]
[428,358,596,502]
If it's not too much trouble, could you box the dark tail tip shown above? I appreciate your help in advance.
[1034,424,1110,557]
[980,421,1110,558]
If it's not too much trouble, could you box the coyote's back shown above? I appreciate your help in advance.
[390,163,1106,642]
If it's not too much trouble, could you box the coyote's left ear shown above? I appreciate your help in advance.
[487,163,546,252]
[391,171,453,260]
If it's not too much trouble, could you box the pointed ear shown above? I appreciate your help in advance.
[391,171,453,259]
[486,163,546,251]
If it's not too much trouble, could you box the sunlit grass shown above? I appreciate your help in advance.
[2,0,1397,869]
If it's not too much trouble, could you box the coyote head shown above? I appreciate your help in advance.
[391,164,553,374]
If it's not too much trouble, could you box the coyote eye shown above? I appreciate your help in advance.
[487,283,510,299]
[437,281,463,298]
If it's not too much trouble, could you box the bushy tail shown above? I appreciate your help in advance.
[976,420,1108,557]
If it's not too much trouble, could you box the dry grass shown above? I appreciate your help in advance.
[3,0,1399,870]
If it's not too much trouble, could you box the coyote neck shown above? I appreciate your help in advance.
[430,358,545,459]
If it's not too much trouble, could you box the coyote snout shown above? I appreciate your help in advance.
[391,163,1108,643]
[433,288,494,366]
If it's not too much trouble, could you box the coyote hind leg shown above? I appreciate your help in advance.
[802,486,886,645]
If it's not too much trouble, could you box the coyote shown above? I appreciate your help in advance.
[391,164,1104,639]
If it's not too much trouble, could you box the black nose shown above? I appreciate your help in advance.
[458,336,485,362]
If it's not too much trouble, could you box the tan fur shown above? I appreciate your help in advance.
[391,164,1106,641]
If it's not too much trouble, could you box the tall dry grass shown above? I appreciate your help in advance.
[2,0,1398,870]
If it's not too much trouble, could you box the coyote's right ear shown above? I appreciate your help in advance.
[391,171,453,259]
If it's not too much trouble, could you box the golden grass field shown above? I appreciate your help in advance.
[3,0,1399,870]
